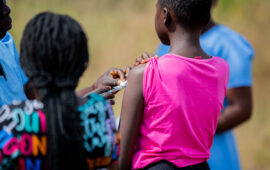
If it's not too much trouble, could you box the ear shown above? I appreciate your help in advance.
[162,8,171,26]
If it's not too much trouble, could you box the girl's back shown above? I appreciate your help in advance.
[0,94,117,170]
[133,54,229,168]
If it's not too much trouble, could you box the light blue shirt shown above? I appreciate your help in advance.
[0,32,28,107]
[157,25,254,170]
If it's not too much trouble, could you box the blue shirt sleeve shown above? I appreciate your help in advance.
[14,42,29,85]
[219,35,254,89]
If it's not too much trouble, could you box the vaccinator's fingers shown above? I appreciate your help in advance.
[101,92,115,100]
[123,66,132,78]
[110,68,125,81]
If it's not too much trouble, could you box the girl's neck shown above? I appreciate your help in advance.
[202,19,216,34]
[169,27,209,59]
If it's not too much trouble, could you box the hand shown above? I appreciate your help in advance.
[76,67,128,99]
[134,52,158,67]
[93,67,127,89]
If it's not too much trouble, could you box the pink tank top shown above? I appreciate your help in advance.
[132,54,229,169]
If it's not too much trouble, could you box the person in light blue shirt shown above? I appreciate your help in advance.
[156,0,254,170]
[0,0,28,107]
[0,32,28,106]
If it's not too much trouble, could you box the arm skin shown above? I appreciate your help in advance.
[76,67,126,98]
[24,68,127,102]
[216,87,253,133]
[119,64,145,170]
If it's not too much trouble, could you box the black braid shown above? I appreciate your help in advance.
[20,12,89,170]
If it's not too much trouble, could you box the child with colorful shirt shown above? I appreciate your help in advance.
[0,12,117,170]
[119,0,229,169]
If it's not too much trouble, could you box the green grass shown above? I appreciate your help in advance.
[8,0,270,169]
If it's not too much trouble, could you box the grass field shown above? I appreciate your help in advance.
[8,0,270,169]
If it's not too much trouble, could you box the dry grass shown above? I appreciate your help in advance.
[8,0,270,169]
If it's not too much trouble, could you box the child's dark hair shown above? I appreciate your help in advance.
[159,0,212,30]
[20,12,89,170]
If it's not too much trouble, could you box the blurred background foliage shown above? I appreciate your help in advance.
[7,0,270,169]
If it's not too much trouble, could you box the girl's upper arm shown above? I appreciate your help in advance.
[119,64,146,170]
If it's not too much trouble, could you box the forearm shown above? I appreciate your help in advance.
[119,95,144,169]
[119,125,140,169]
[216,105,252,133]
[76,85,96,97]
[76,67,128,98]
[216,87,253,134]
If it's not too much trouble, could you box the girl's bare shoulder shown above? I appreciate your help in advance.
[129,64,147,79]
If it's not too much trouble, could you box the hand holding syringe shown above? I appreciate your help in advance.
[106,53,158,94]
[106,81,127,93]
[105,67,130,93]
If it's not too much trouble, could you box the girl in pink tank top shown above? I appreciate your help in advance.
[119,0,229,169]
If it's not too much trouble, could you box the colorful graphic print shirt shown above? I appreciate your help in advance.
[0,94,118,170]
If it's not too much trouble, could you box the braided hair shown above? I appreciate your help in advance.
[20,12,89,170]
